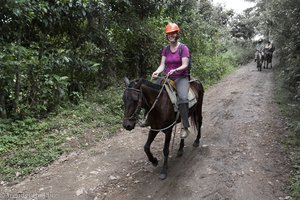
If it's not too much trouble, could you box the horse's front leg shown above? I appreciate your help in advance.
[160,129,172,180]
[144,130,159,166]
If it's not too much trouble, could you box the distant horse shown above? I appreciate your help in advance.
[263,48,273,69]
[122,77,204,179]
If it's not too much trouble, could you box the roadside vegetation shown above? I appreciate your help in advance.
[0,87,124,182]
[261,0,300,198]
[274,70,300,199]
[0,1,299,198]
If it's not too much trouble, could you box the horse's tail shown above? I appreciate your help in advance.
[190,80,204,133]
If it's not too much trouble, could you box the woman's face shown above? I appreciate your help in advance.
[166,32,178,42]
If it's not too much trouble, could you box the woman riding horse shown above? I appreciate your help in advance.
[123,77,204,180]
[152,22,191,139]
[263,41,275,68]
[255,39,264,71]
[122,23,204,179]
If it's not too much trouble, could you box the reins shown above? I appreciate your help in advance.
[144,75,180,132]
[144,75,180,152]
[124,76,184,152]
[143,75,170,124]
[125,76,180,145]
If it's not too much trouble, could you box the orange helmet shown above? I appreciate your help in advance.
[165,23,180,34]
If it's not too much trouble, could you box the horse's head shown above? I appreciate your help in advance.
[122,77,143,131]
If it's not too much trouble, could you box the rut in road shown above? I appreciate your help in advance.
[0,62,291,200]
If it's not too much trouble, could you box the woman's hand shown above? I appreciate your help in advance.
[152,71,160,79]
[168,69,177,76]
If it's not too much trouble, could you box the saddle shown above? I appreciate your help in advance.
[164,79,197,112]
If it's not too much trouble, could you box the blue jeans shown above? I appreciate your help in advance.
[175,77,189,104]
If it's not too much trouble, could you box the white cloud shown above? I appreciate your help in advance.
[212,0,255,13]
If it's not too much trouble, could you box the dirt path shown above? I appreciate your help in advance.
[0,62,292,200]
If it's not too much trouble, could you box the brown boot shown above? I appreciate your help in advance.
[178,103,190,138]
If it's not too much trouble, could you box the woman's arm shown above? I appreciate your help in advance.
[175,57,189,71]
[152,56,166,78]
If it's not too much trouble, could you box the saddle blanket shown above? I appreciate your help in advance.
[164,81,197,112]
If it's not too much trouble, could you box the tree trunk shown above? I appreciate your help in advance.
[13,65,20,116]
[0,84,7,119]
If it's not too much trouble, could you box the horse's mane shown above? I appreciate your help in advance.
[138,79,163,91]
[127,78,163,91]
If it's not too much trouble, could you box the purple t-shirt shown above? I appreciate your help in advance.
[162,44,190,79]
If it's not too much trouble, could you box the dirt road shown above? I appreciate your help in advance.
[0,62,292,200]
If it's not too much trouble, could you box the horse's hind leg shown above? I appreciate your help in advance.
[160,130,172,180]
[144,130,159,166]
[177,139,185,157]
[256,56,261,71]
[193,99,203,147]
[193,115,202,147]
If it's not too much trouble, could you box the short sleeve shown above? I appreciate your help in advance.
[181,44,190,58]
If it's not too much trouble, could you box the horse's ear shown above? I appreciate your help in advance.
[124,77,130,87]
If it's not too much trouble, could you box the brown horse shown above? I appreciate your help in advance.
[263,48,273,69]
[122,77,204,179]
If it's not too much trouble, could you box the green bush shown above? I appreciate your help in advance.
[0,86,123,182]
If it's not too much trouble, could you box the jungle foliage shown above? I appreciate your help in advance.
[0,0,247,120]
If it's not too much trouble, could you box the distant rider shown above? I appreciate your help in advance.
[254,39,264,62]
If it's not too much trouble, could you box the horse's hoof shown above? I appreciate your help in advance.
[152,158,158,166]
[193,141,200,147]
[159,172,167,180]
[177,150,183,157]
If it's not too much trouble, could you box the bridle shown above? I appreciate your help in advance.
[123,87,142,121]
[123,76,179,132]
